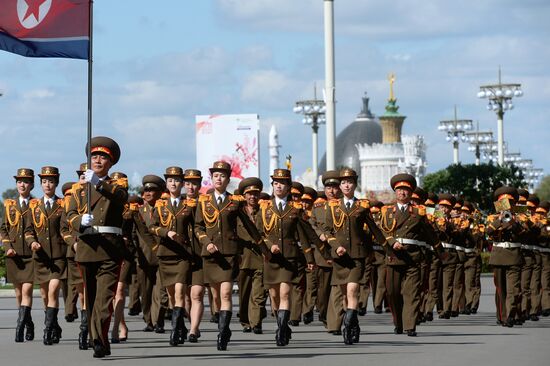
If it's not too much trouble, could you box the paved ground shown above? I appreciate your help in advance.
[0,275,549,366]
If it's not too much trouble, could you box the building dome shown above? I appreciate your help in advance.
[319,93,382,176]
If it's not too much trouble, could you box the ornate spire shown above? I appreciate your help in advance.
[357,92,374,119]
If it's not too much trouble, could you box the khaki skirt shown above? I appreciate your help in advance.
[6,256,34,284]
[264,255,303,286]
[202,255,239,284]
[34,258,67,283]
[331,256,365,285]
[67,257,83,285]
[158,257,191,287]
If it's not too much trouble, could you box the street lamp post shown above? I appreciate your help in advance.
[294,87,326,182]
[438,106,473,164]
[465,123,493,166]
[477,68,523,165]
[324,0,336,170]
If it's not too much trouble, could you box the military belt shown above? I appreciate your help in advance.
[442,243,457,250]
[493,242,522,249]
[372,245,383,251]
[464,248,476,254]
[538,247,550,253]
[521,244,538,251]
[396,238,429,248]
[83,226,123,236]
[455,245,465,252]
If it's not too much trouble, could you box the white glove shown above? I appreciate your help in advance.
[81,214,94,227]
[84,169,100,185]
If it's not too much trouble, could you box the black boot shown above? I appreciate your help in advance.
[350,309,360,344]
[178,309,188,344]
[169,307,181,346]
[78,310,89,350]
[43,307,55,345]
[51,308,61,344]
[15,306,27,343]
[24,307,34,341]
[343,309,353,345]
[275,310,291,346]
[217,311,232,351]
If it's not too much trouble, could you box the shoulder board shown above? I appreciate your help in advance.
[71,182,83,191]
[260,200,272,209]
[29,199,40,209]
[57,198,65,209]
[231,195,245,202]
[487,214,497,220]
[185,199,197,207]
[129,202,140,211]
[292,201,303,209]
[199,194,210,203]
[154,200,167,208]
[328,199,340,207]
[4,199,16,207]
[314,201,326,209]
[416,206,426,216]
[113,178,128,189]
[314,198,326,205]
[359,199,370,209]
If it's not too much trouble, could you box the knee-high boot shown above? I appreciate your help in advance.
[78,310,89,350]
[43,307,55,345]
[217,311,232,351]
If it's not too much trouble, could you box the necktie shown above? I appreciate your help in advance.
[173,199,178,208]
[21,200,28,210]
[278,202,284,212]
[45,200,51,214]
[217,196,223,207]
[401,205,406,213]
[346,201,351,210]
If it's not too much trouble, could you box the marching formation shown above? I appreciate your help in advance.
[2,136,550,358]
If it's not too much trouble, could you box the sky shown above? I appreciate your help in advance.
[1,0,549,196]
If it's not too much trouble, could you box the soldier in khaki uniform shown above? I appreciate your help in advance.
[66,136,128,358]
[411,188,429,324]
[194,161,268,351]
[423,192,440,321]
[256,168,319,346]
[369,200,388,314]
[450,199,467,317]
[308,171,342,332]
[24,166,67,345]
[321,168,384,345]
[182,169,205,342]
[518,190,539,321]
[486,187,531,327]
[380,174,442,336]
[525,194,543,320]
[301,186,320,324]
[2,168,36,343]
[237,177,267,334]
[534,201,550,316]
[131,175,166,333]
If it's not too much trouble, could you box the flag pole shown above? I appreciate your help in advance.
[86,0,94,214]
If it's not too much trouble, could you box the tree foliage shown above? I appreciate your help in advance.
[423,163,525,212]
[535,175,550,201]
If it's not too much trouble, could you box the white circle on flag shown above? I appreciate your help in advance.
[17,0,53,29]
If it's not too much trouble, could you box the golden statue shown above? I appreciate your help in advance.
[388,73,396,101]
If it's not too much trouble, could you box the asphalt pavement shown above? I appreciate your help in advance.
[0,275,548,366]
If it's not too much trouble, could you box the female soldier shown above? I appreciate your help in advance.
[150,167,195,346]
[256,169,320,347]
[110,172,134,343]
[194,161,268,351]
[1,168,36,343]
[183,169,205,343]
[24,166,67,345]
[321,168,384,345]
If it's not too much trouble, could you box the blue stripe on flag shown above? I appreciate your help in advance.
[0,32,88,59]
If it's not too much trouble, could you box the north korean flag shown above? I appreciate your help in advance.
[0,0,89,59]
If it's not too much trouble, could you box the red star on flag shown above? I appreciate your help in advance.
[23,0,46,22]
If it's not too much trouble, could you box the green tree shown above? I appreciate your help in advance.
[535,175,550,201]
[423,163,525,212]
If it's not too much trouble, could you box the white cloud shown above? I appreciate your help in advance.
[241,70,297,108]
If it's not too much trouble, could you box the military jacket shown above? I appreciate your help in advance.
[132,201,160,266]
[195,192,265,257]
[66,179,128,262]
[1,198,33,257]
[322,197,384,260]
[24,196,67,261]
[256,198,317,263]
[486,212,531,266]
[308,198,332,267]
[379,204,439,266]
[238,205,263,270]
[149,196,195,258]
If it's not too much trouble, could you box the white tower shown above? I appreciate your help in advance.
[269,125,280,173]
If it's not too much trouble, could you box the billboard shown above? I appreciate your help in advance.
[195,114,260,193]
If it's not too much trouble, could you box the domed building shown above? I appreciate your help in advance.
[318,93,382,176]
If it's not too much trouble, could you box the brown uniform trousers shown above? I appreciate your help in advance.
[67,180,128,350]
[237,206,267,329]
[132,202,166,327]
[486,213,532,323]
[372,250,388,311]
[380,204,439,332]
[434,216,461,315]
